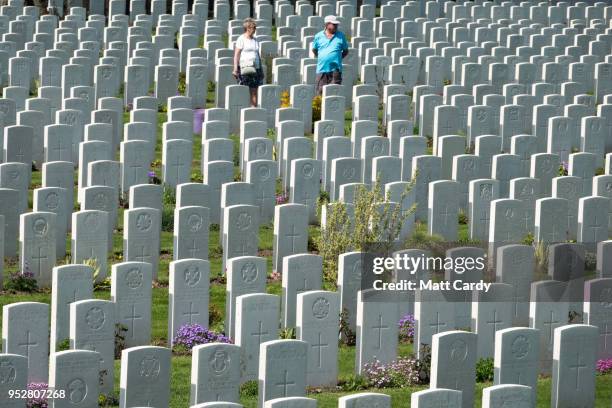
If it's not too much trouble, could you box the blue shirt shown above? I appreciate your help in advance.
[312,30,349,74]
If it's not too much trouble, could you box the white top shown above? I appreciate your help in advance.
[235,34,260,68]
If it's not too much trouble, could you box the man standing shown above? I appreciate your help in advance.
[312,15,350,95]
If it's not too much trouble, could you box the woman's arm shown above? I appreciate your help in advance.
[233,45,241,77]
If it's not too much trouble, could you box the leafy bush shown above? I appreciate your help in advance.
[56,339,70,352]
[558,161,568,176]
[27,382,48,408]
[398,314,415,343]
[475,357,494,382]
[173,324,232,353]
[315,179,415,283]
[240,380,258,397]
[4,271,38,293]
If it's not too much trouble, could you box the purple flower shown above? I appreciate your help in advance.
[597,359,612,374]
[148,171,156,178]
[398,313,415,342]
[27,382,48,408]
[275,193,288,205]
[362,357,421,388]
[173,324,232,351]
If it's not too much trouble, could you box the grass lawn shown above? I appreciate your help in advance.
[1,90,611,407]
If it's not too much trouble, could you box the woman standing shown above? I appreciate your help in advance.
[233,18,264,107]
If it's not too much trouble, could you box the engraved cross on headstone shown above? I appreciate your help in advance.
[373,314,389,350]
[275,369,295,397]
[183,301,199,324]
[312,332,328,368]
[250,321,268,344]
[18,330,38,360]
[125,303,142,339]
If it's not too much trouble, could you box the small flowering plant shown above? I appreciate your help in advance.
[597,359,612,374]
[5,270,38,292]
[27,382,48,408]
[275,193,288,205]
[173,324,232,354]
[362,357,422,388]
[559,161,568,176]
[398,314,415,343]
[148,171,161,185]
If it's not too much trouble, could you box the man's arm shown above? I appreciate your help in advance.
[341,34,349,58]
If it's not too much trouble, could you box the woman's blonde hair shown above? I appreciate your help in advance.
[243,18,256,31]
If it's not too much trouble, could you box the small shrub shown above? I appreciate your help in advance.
[280,90,290,108]
[457,209,468,225]
[84,257,101,281]
[98,393,120,407]
[416,344,432,383]
[148,170,161,184]
[178,72,187,94]
[209,304,224,327]
[5,271,38,293]
[339,309,356,346]
[569,310,581,323]
[585,252,596,271]
[240,380,258,397]
[279,327,296,339]
[161,204,174,232]
[312,95,322,122]
[26,382,48,408]
[475,357,494,382]
[596,167,605,176]
[405,222,445,254]
[162,184,176,205]
[191,171,203,183]
[338,375,368,391]
[94,276,112,291]
[522,232,534,246]
[114,323,128,359]
[398,314,415,343]
[275,192,288,205]
[534,240,548,271]
[173,324,232,353]
[56,339,70,352]
[558,161,568,176]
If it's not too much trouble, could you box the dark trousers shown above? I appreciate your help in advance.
[316,71,343,95]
